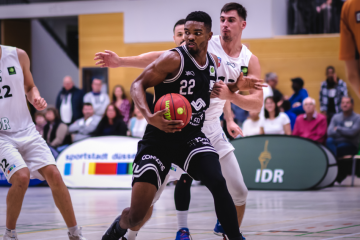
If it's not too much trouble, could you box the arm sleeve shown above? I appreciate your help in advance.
[327,116,338,137]
[282,113,291,125]
[292,117,301,136]
[337,117,360,137]
[50,124,68,147]
[68,121,80,133]
[81,118,100,135]
[292,90,309,114]
[313,117,328,141]
[319,82,327,112]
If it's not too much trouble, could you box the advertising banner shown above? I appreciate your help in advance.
[57,136,140,188]
[232,135,338,190]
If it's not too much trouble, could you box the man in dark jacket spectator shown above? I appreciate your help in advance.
[56,76,85,125]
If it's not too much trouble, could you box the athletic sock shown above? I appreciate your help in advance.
[177,210,189,230]
[68,225,78,236]
[125,230,139,240]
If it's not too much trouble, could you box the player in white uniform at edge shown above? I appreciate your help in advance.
[0,46,87,240]
[94,3,263,240]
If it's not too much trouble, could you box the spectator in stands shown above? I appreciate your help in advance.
[326,96,360,157]
[128,106,147,138]
[34,111,47,136]
[293,97,327,144]
[112,85,131,124]
[260,79,273,119]
[68,103,101,142]
[260,97,291,135]
[56,76,84,125]
[327,96,360,183]
[289,77,309,115]
[84,78,110,117]
[242,111,261,136]
[43,107,70,148]
[281,100,297,130]
[231,103,248,127]
[320,66,348,124]
[265,72,283,104]
[92,103,127,137]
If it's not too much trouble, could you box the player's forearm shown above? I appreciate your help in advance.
[223,100,234,122]
[231,90,263,112]
[26,86,41,105]
[121,52,163,69]
[130,80,152,121]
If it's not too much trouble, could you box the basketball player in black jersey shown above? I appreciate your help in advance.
[102,11,244,240]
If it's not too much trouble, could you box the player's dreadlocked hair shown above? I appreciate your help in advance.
[185,11,212,32]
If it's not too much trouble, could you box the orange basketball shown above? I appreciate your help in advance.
[154,93,192,129]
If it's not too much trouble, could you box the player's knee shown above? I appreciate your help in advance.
[11,169,30,188]
[128,211,145,227]
[203,172,227,192]
[232,187,248,206]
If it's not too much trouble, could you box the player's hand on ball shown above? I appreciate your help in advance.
[94,50,121,68]
[226,120,243,138]
[211,81,232,100]
[236,72,266,91]
[33,97,47,111]
[149,109,184,133]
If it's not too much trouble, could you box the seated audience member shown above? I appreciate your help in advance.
[265,72,283,103]
[83,78,110,117]
[242,111,261,136]
[281,100,297,130]
[260,77,274,118]
[260,97,291,135]
[69,103,101,142]
[327,96,360,183]
[92,104,127,137]
[128,106,148,138]
[231,103,248,127]
[320,66,348,124]
[289,77,309,115]
[113,85,131,124]
[293,97,327,144]
[34,111,47,136]
[43,108,70,148]
[56,76,84,125]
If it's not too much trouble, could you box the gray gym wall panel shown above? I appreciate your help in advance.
[31,19,79,106]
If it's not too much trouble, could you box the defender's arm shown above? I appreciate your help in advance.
[19,49,47,111]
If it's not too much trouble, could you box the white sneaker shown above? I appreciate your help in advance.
[3,230,18,240]
[68,227,87,240]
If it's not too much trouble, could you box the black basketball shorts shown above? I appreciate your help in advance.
[132,132,217,190]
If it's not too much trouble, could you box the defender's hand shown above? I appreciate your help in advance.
[94,50,121,68]
[33,97,47,111]
[149,109,184,133]
[226,120,243,138]
[211,81,233,100]
[236,72,266,91]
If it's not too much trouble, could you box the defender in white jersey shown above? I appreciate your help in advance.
[0,46,86,240]
[94,4,264,239]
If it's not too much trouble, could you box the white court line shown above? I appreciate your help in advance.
[321,231,360,240]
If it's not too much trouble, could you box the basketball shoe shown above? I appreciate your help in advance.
[102,215,127,240]
[68,227,87,240]
[175,228,192,240]
[3,229,18,240]
[214,221,246,240]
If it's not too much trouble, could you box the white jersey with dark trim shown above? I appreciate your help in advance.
[0,45,34,133]
[206,35,253,122]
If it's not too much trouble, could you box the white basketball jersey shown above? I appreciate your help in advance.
[0,45,34,133]
[205,35,252,122]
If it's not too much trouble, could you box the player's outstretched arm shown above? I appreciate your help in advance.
[130,51,184,133]
[19,49,47,111]
[94,50,166,69]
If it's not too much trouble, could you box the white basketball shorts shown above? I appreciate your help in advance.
[0,126,56,182]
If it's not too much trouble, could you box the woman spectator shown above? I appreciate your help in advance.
[113,85,131,124]
[92,103,127,137]
[242,111,261,136]
[43,108,70,148]
[34,111,47,136]
[260,97,292,135]
[128,106,148,138]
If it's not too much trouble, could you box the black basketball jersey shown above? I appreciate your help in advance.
[143,45,217,142]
